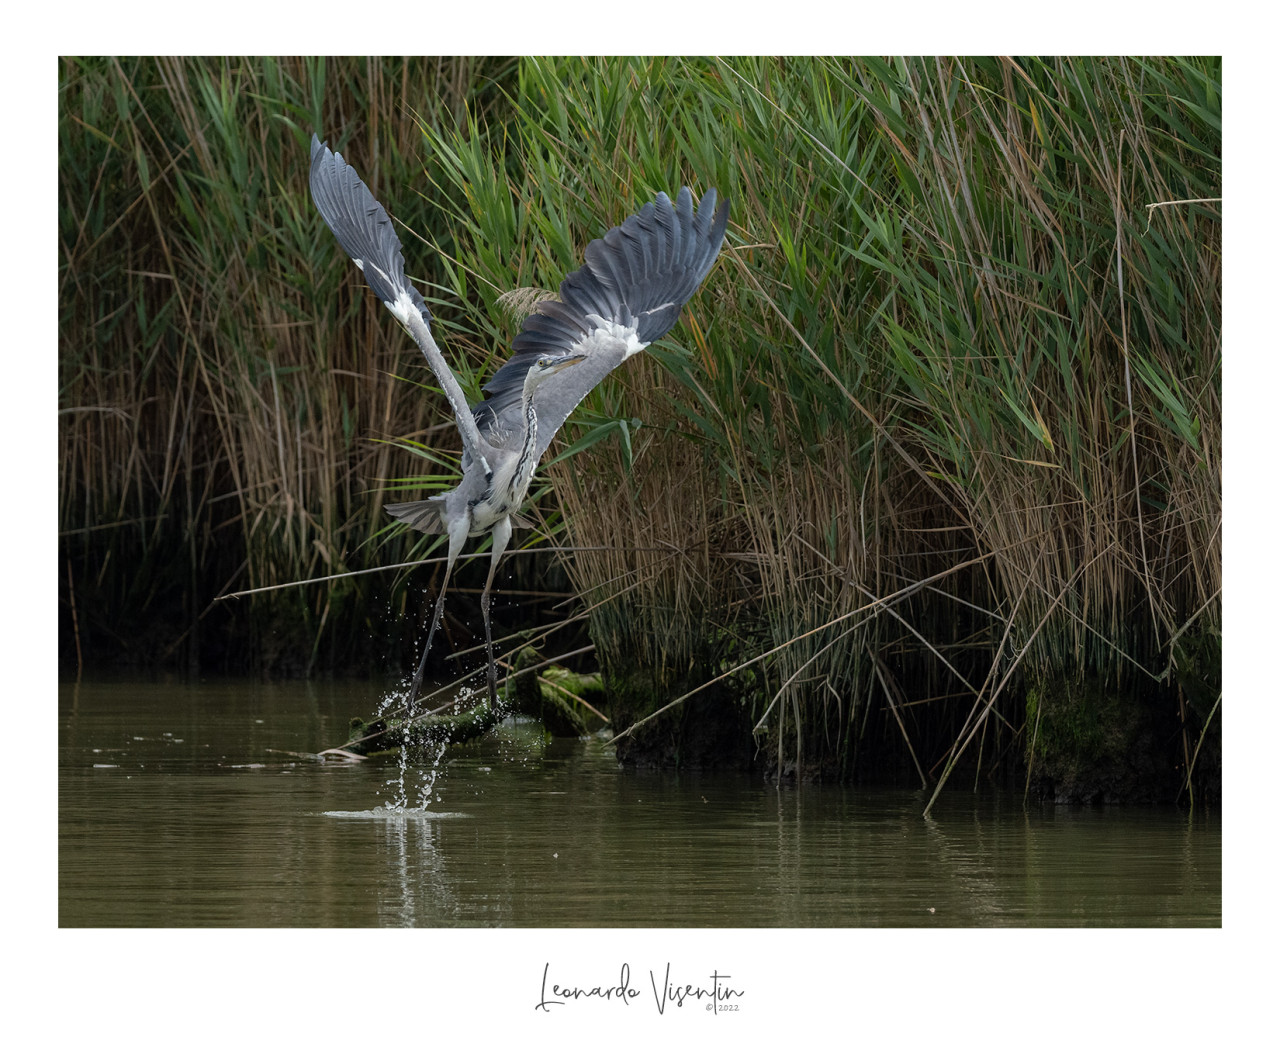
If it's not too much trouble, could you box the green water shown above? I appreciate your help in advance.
[58,678,1219,927]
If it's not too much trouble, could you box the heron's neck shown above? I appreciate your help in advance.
[508,387,539,498]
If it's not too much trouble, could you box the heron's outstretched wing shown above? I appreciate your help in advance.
[309,134,491,471]
[472,187,729,460]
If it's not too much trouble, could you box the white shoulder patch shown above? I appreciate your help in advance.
[583,315,648,359]
[387,287,418,326]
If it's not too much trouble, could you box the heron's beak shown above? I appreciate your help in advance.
[551,353,587,370]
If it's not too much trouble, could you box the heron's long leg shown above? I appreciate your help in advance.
[405,521,468,720]
[480,516,512,710]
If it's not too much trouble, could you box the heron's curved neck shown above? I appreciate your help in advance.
[509,388,539,497]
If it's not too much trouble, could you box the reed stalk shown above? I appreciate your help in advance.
[59,57,1220,793]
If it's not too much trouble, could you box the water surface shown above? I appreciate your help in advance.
[59,678,1220,927]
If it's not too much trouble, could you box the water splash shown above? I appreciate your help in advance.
[368,680,462,811]
[321,807,467,820]
[415,728,449,808]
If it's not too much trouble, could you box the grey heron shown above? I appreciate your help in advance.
[308,133,728,718]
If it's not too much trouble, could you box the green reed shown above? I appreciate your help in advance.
[59,57,1219,787]
[58,56,519,672]
[408,56,1219,777]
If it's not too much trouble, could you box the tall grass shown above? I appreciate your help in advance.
[58,56,522,673]
[59,57,1219,791]
[407,56,1220,781]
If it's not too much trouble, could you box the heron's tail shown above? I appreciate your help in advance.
[385,498,448,534]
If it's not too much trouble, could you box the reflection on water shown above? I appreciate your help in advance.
[58,678,1220,928]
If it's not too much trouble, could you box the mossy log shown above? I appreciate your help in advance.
[509,646,605,737]
[325,656,605,758]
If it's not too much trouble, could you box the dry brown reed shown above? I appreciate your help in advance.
[59,57,1220,795]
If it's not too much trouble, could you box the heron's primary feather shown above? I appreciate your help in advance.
[308,136,431,327]
[310,135,489,468]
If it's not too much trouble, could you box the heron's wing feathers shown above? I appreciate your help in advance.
[310,134,489,468]
[309,134,430,324]
[472,187,728,449]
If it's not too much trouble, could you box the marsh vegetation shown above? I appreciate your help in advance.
[59,57,1220,800]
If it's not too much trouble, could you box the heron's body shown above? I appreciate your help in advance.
[309,133,728,714]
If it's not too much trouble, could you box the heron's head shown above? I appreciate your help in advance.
[527,352,586,389]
